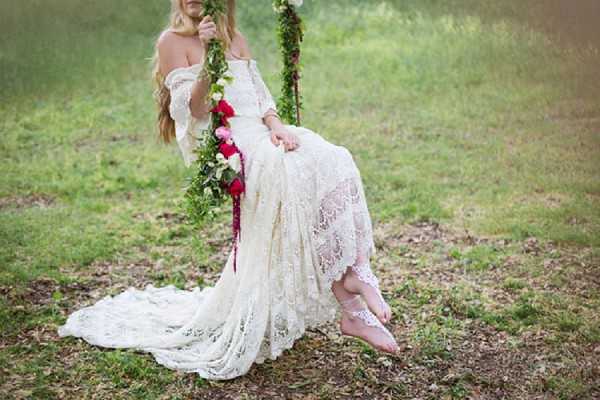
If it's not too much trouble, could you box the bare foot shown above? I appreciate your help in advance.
[339,311,399,354]
[342,268,392,324]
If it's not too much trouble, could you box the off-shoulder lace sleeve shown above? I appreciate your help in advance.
[164,64,209,167]
[249,62,278,119]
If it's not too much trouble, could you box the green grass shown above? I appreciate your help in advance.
[1,0,599,398]
[1,1,598,288]
[449,244,507,271]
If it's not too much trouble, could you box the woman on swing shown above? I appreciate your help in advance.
[58,0,399,380]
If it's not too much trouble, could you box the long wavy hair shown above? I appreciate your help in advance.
[152,0,237,144]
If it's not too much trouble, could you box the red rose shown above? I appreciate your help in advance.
[211,100,235,117]
[228,178,244,196]
[219,142,238,158]
[211,100,235,125]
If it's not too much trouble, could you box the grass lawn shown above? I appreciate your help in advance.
[1,1,598,399]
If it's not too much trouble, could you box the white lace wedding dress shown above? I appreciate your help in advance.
[57,57,388,380]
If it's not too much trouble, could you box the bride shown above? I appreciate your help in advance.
[58,0,400,380]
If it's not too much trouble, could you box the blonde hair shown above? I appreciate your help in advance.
[152,0,238,144]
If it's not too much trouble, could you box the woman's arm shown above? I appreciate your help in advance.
[263,110,299,151]
[188,72,211,120]
[264,111,285,131]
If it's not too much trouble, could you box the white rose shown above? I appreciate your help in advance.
[216,152,227,164]
[211,91,223,101]
[227,153,242,173]
[288,0,303,7]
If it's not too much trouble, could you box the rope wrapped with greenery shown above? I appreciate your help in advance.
[183,0,248,272]
[273,0,305,125]
[183,0,234,226]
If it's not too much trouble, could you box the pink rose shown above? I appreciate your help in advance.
[215,126,232,141]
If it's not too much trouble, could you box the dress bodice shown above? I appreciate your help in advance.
[223,59,278,118]
[163,59,278,167]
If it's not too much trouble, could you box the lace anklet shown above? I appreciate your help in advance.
[339,295,395,342]
[350,264,388,315]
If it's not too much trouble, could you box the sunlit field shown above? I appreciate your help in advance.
[1,1,598,399]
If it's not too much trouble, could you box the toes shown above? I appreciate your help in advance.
[384,343,396,354]
[377,306,391,324]
[379,343,393,354]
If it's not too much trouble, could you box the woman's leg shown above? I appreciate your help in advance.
[316,175,392,324]
[331,277,359,303]
[308,142,398,352]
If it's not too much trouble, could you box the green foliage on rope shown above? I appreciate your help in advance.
[273,1,304,125]
[183,0,232,226]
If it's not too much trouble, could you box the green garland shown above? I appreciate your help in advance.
[273,0,305,125]
[183,0,234,226]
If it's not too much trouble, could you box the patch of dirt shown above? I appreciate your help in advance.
[4,277,60,306]
[376,220,600,301]
[155,211,187,224]
[0,193,55,210]
[56,258,157,306]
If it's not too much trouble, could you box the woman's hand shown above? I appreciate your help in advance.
[197,15,217,44]
[270,128,300,152]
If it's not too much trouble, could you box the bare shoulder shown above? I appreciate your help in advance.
[157,29,186,52]
[156,30,191,77]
